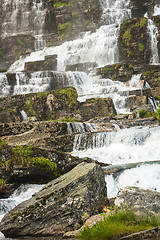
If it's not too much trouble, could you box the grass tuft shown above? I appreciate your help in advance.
[79,209,160,240]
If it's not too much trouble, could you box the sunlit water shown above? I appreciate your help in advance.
[72,126,160,198]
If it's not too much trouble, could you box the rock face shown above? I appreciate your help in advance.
[0,88,116,123]
[80,98,116,121]
[24,55,57,71]
[0,162,107,238]
[115,187,160,217]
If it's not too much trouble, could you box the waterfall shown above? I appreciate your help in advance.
[147,19,159,64]
[8,0,131,72]
[20,110,28,120]
[72,126,160,163]
[2,0,46,38]
[153,4,160,16]
[0,74,11,97]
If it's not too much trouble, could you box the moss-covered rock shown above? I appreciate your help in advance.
[80,98,116,121]
[119,18,150,64]
[0,87,79,123]
[97,63,134,82]
[25,55,57,71]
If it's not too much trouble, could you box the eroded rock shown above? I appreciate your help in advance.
[115,186,160,217]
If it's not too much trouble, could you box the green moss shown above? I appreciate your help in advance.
[0,69,7,72]
[72,12,79,16]
[17,39,25,47]
[12,144,57,175]
[58,116,76,122]
[0,138,7,150]
[138,43,145,52]
[123,29,132,42]
[0,178,6,185]
[28,96,36,116]
[30,157,57,175]
[58,22,72,31]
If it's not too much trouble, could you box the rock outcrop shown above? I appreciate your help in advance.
[115,186,160,217]
[0,162,107,238]
[0,88,116,123]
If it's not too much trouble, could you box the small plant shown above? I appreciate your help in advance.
[0,178,6,185]
[154,102,160,121]
[138,109,152,118]
[0,138,7,149]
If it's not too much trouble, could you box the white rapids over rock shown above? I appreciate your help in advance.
[72,126,160,198]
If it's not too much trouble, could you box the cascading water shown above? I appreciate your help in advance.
[3,0,133,114]
[1,0,46,50]
[147,19,159,64]
[72,125,160,198]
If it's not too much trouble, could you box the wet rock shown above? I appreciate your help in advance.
[0,162,107,238]
[115,186,160,217]
[119,18,150,64]
[125,95,148,111]
[66,62,98,73]
[25,55,57,71]
[80,98,116,121]
[97,63,134,82]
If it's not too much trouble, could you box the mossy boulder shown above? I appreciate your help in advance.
[0,162,107,238]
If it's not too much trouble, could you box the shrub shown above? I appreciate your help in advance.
[138,109,152,118]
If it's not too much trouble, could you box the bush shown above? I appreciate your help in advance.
[138,109,152,118]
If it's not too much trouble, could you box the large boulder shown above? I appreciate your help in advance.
[115,187,160,217]
[0,162,107,238]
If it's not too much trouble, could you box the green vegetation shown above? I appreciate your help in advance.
[121,18,148,60]
[0,178,6,185]
[54,0,73,8]
[0,141,57,176]
[28,96,36,116]
[58,22,72,31]
[138,109,152,118]
[138,43,145,52]
[58,116,76,122]
[154,98,160,121]
[0,138,7,150]
[12,144,57,175]
[79,209,160,240]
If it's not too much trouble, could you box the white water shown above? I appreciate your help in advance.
[0,184,44,239]
[8,0,131,72]
[147,19,159,64]
[153,4,160,16]
[72,126,160,198]
[105,164,160,198]
[1,0,46,38]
